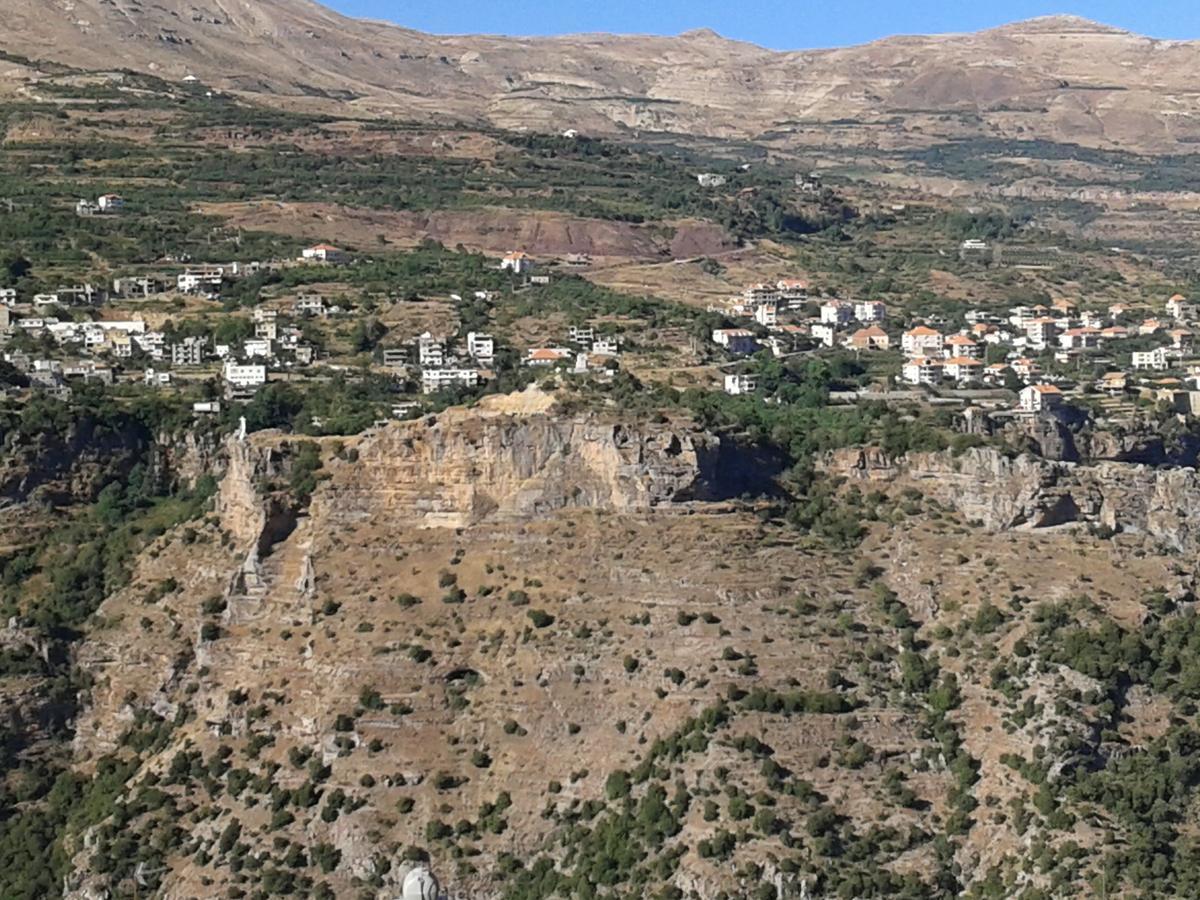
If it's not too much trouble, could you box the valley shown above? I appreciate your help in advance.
[2,6,1200,900]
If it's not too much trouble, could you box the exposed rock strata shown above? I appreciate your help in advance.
[827,445,1200,549]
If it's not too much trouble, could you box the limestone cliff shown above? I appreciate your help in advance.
[827,445,1200,550]
[309,405,760,530]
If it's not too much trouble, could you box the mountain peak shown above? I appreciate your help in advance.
[678,27,725,41]
[991,15,1131,35]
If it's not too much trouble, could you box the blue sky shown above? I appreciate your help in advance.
[328,1,1199,49]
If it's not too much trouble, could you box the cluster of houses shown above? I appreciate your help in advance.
[711,282,891,358]
[0,236,619,413]
[897,296,1199,406]
[711,280,1200,417]
[381,312,621,396]
[0,298,321,400]
[0,244,352,401]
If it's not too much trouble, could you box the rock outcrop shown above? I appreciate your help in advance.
[827,445,1200,550]
[310,405,765,529]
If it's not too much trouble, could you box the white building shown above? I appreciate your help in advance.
[592,337,619,356]
[724,374,758,396]
[854,301,886,323]
[295,294,327,316]
[820,300,853,326]
[417,332,445,367]
[243,338,272,359]
[754,303,778,328]
[942,357,984,384]
[711,329,759,355]
[568,326,595,345]
[696,173,727,188]
[223,362,267,389]
[902,357,943,386]
[254,308,278,341]
[500,252,532,274]
[901,326,944,357]
[1132,347,1169,371]
[810,324,837,347]
[1168,295,1195,321]
[171,337,206,366]
[943,335,980,359]
[421,368,479,394]
[178,268,224,294]
[1025,318,1059,349]
[1020,384,1064,413]
[0,288,15,307]
[143,368,171,386]
[466,331,495,362]
[97,194,125,214]
[134,330,166,359]
[300,244,347,265]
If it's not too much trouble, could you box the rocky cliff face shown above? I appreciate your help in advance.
[827,445,1200,550]
[309,406,752,530]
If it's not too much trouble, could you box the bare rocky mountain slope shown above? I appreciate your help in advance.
[6,4,1200,152]
[55,393,1200,897]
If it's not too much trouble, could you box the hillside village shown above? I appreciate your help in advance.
[710,276,1200,422]
[4,196,1197,443]
[9,36,1200,899]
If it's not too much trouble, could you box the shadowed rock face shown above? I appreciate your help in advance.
[4,4,1200,152]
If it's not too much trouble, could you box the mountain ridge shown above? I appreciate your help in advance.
[3,2,1199,152]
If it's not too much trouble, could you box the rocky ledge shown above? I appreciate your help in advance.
[826,446,1200,550]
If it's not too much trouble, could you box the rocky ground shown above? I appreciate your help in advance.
[35,392,1192,898]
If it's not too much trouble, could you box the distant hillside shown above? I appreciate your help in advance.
[4,4,1200,153]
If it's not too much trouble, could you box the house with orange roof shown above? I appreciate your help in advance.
[901,325,943,356]
[1025,317,1058,348]
[943,334,980,359]
[300,243,347,264]
[1167,294,1194,321]
[1170,328,1194,352]
[983,363,1011,385]
[1097,371,1128,394]
[1020,383,1063,413]
[524,347,572,367]
[1058,327,1101,351]
[845,325,890,351]
[501,251,533,274]
[902,357,943,386]
[943,356,984,383]
[1011,358,1039,379]
[1140,318,1164,336]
